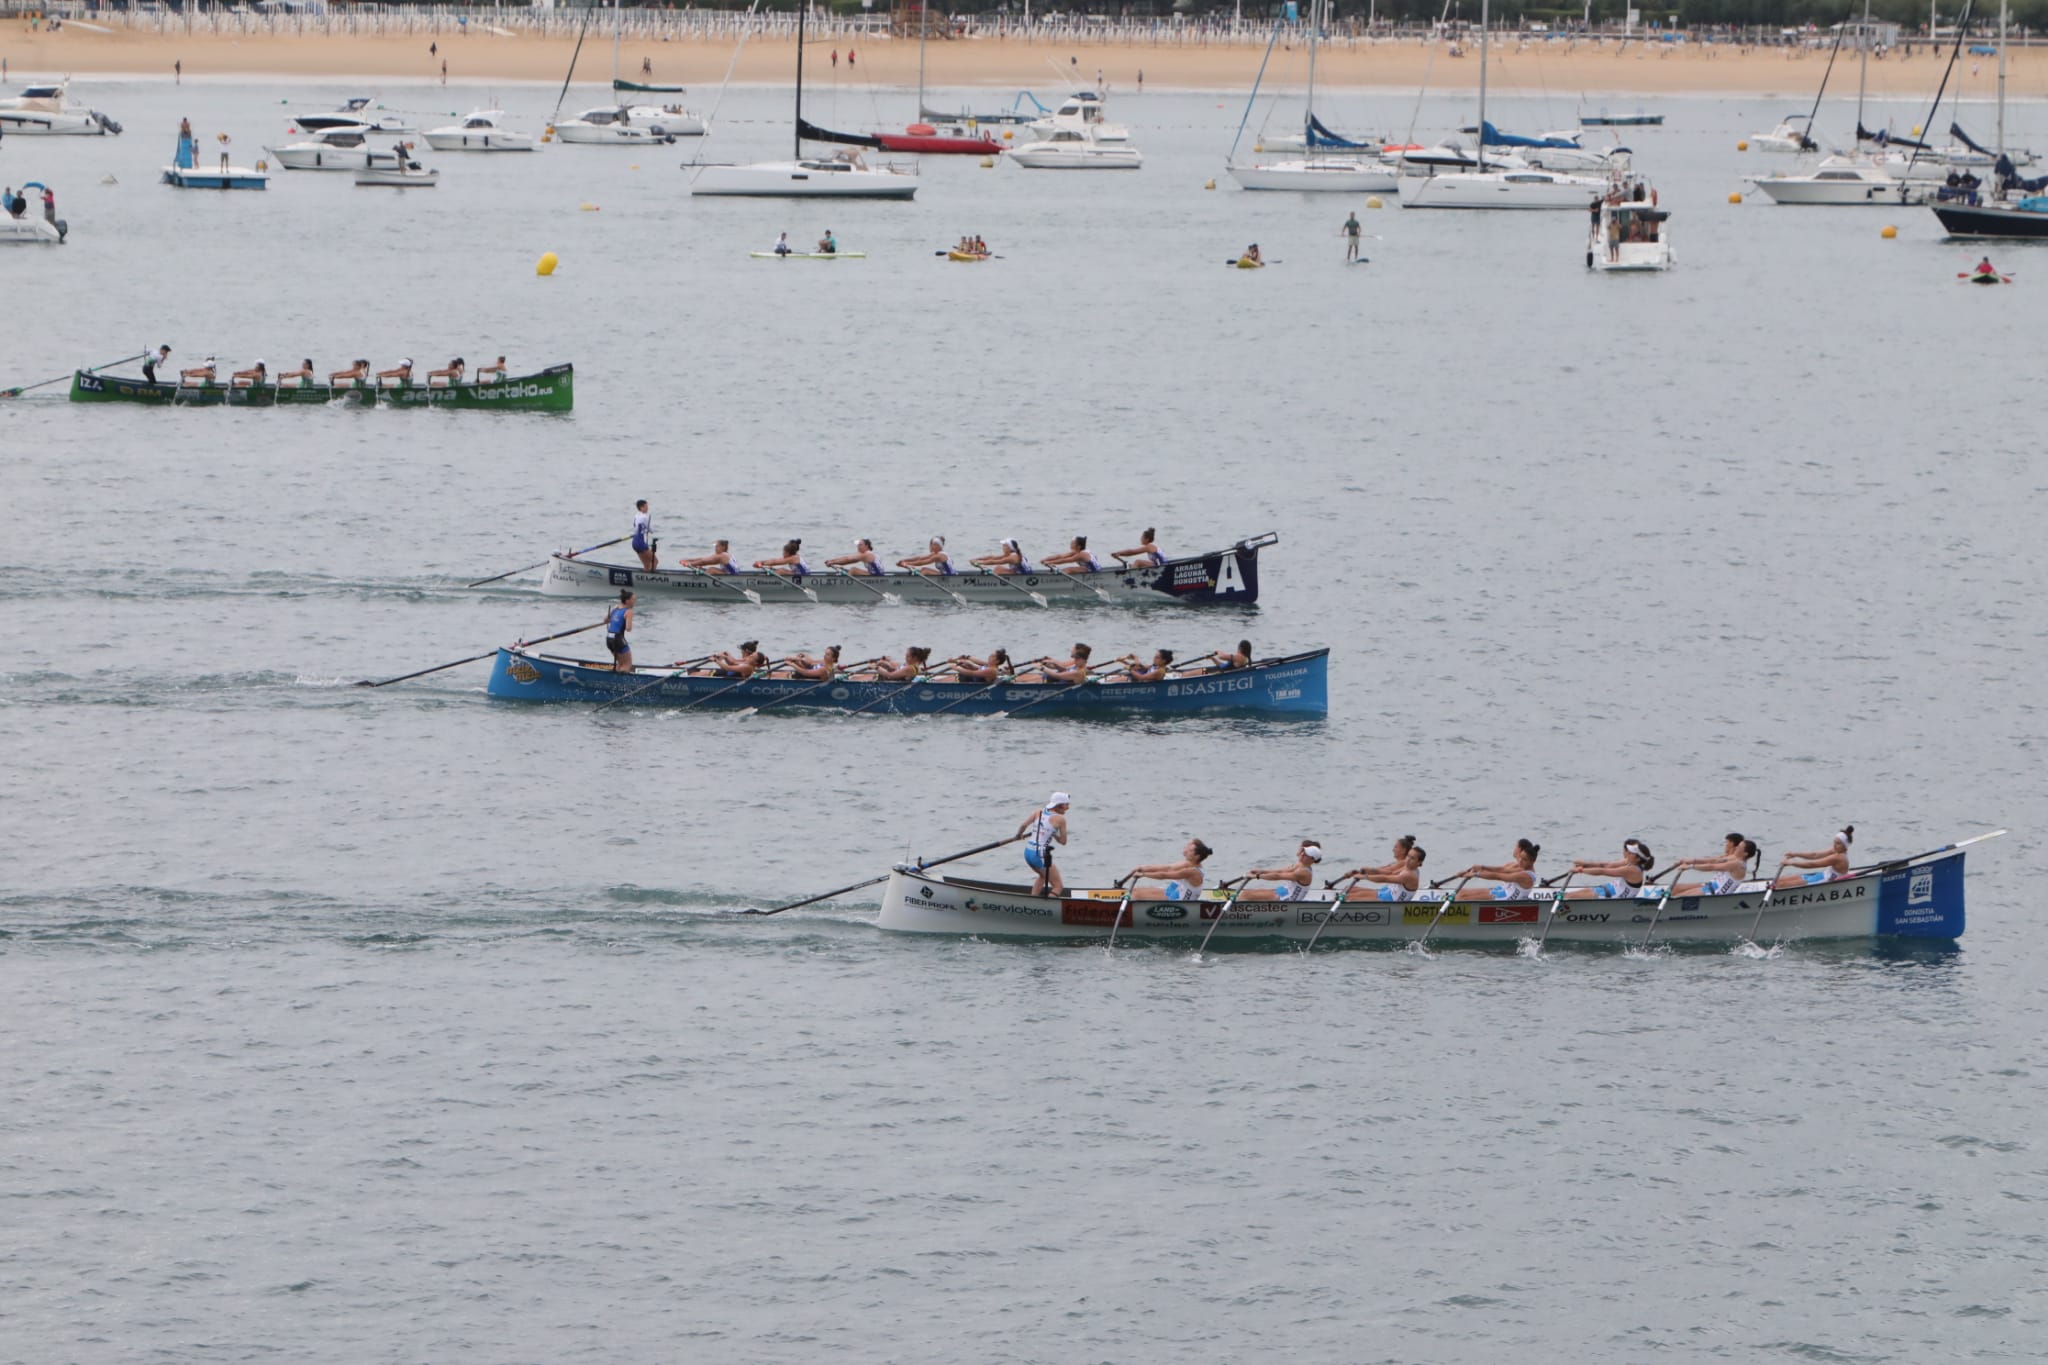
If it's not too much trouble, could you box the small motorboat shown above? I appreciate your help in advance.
[1008,128,1143,170]
[423,111,536,152]
[1587,194,1674,272]
[1026,92,1129,143]
[1749,116,1820,154]
[0,81,121,136]
[266,126,409,172]
[552,105,705,144]
[0,182,66,243]
[1748,156,1922,206]
[355,159,440,187]
[293,97,413,135]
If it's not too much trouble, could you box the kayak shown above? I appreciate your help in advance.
[1235,257,1265,269]
[750,250,867,260]
[947,249,991,262]
[1968,272,2006,285]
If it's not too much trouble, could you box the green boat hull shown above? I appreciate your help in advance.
[68,364,574,412]
[612,79,687,94]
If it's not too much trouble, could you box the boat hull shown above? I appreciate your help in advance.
[355,168,439,187]
[691,162,918,197]
[749,251,867,259]
[487,647,1326,717]
[422,131,535,152]
[874,131,1003,154]
[539,538,1268,606]
[0,216,65,244]
[1009,147,1142,169]
[1229,159,1399,192]
[1931,201,2048,237]
[161,166,268,190]
[1401,170,1608,209]
[68,364,572,412]
[875,853,1973,945]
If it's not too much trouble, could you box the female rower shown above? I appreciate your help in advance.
[862,646,934,683]
[1444,839,1541,899]
[825,539,885,575]
[1338,834,1415,884]
[1114,527,1166,568]
[1344,843,1427,901]
[970,539,1034,575]
[230,360,267,388]
[1122,838,1213,901]
[1776,827,1855,885]
[782,645,842,681]
[947,648,1013,685]
[676,540,738,574]
[631,499,657,572]
[1038,536,1101,574]
[753,539,810,577]
[701,640,765,678]
[179,356,218,385]
[328,358,369,388]
[1016,792,1070,896]
[1109,648,1173,683]
[1672,834,1762,896]
[604,589,635,673]
[1189,640,1252,674]
[1236,839,1323,902]
[897,536,955,576]
[1564,839,1654,898]
[278,358,315,390]
[1019,643,1092,685]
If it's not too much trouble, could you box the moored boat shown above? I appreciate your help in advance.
[0,81,121,136]
[1587,194,1673,271]
[553,105,705,143]
[486,646,1327,717]
[875,837,1997,945]
[1009,128,1143,170]
[0,182,67,243]
[266,126,409,172]
[68,363,573,412]
[423,111,536,152]
[355,161,440,188]
[293,97,413,135]
[538,533,1275,605]
[162,130,267,190]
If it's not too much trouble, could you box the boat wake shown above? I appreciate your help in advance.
[1732,938,1786,960]
[1621,941,1673,961]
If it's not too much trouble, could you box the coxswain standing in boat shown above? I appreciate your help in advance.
[1114,528,1166,568]
[141,345,171,383]
[1236,839,1323,901]
[329,358,370,389]
[970,539,1033,575]
[825,538,885,575]
[1671,833,1761,895]
[1017,792,1071,896]
[630,499,657,572]
[897,536,955,576]
[753,539,810,577]
[676,540,738,574]
[230,359,267,388]
[1122,838,1213,902]
[1563,839,1653,898]
[1776,827,1854,886]
[605,589,635,673]
[1444,839,1541,899]
[1039,536,1101,574]
[377,357,414,388]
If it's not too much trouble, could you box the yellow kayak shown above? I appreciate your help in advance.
[948,249,992,263]
[1235,257,1265,270]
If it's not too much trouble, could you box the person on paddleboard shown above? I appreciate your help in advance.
[1445,839,1540,899]
[1122,838,1212,901]
[1564,839,1654,898]
[1672,834,1761,896]
[1113,528,1165,568]
[1038,535,1102,574]
[605,589,635,673]
[1343,211,1362,261]
[676,539,738,574]
[1017,793,1071,896]
[1343,841,1427,902]
[631,500,657,571]
[825,538,885,575]
[1776,827,1854,886]
[773,231,793,257]
[1236,839,1324,902]
[817,229,837,254]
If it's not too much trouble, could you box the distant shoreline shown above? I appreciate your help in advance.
[6,21,2041,103]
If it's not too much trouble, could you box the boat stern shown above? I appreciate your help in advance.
[1876,851,1968,938]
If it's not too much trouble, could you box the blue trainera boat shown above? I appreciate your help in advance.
[486,647,1328,717]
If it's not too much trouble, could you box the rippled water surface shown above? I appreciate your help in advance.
[4,78,2046,1361]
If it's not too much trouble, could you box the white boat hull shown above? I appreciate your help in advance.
[355,167,440,187]
[1009,145,1142,170]
[1229,158,1398,192]
[1749,175,1922,205]
[690,161,918,197]
[1402,169,1608,209]
[0,110,108,136]
[0,215,65,244]
[876,848,1977,946]
[422,130,535,152]
[267,142,402,172]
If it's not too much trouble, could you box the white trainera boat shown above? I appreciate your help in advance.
[539,533,1276,606]
[423,111,536,152]
[876,834,2000,946]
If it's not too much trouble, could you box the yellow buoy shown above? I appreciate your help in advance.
[1729,191,1743,203]
[1737,139,1749,151]
[629,164,640,171]
[1911,125,1922,137]
[980,157,995,169]
[536,252,559,276]
[1003,130,1013,141]
[1367,195,1383,209]
[255,158,268,172]
[1253,142,1265,153]
[1881,224,1897,238]
[579,203,599,212]
[1204,178,1216,190]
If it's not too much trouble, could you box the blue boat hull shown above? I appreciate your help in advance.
[485,648,1327,717]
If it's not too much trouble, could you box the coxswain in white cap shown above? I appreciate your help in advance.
[1017,793,1071,896]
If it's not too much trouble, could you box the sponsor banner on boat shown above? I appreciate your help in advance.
[1294,905,1392,927]
[1062,900,1125,928]
[957,894,1056,921]
[1478,904,1540,925]
[1403,902,1472,926]
[1877,855,1964,937]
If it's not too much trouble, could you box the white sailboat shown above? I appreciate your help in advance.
[1400,0,1609,210]
[689,5,916,198]
[1228,0,1397,193]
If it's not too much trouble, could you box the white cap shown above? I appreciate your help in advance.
[253,358,265,367]
[1002,538,1018,551]
[401,357,413,366]
[1047,791,1071,809]
[1303,843,1323,862]
[1834,830,1851,847]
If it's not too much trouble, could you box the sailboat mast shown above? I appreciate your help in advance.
[1304,0,1321,136]
[1997,0,2007,156]
[1855,0,1871,137]
[1478,0,1489,166]
[611,0,621,87]
[794,1,806,160]
[917,1,928,113]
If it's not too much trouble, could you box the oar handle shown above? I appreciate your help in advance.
[357,620,605,686]
[744,833,1026,916]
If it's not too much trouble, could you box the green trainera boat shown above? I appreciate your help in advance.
[67,364,573,412]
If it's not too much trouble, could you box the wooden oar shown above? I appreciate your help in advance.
[467,536,629,588]
[738,656,886,718]
[1193,876,1254,957]
[1,350,146,398]
[1533,872,1574,952]
[1745,859,1794,944]
[1633,866,1681,952]
[907,566,969,608]
[1302,875,1363,954]
[1105,877,1137,949]
[742,834,1025,916]
[689,567,765,606]
[1415,876,1476,953]
[997,661,1117,719]
[354,620,607,687]
[978,568,1049,608]
[1852,828,2008,879]
[830,567,900,605]
[758,568,820,604]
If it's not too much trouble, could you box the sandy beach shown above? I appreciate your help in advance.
[7,18,2044,101]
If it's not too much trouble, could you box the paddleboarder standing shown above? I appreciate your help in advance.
[1343,211,1362,261]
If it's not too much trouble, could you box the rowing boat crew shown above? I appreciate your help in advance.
[999,805,1865,898]
[158,351,513,389]
[630,526,1171,577]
